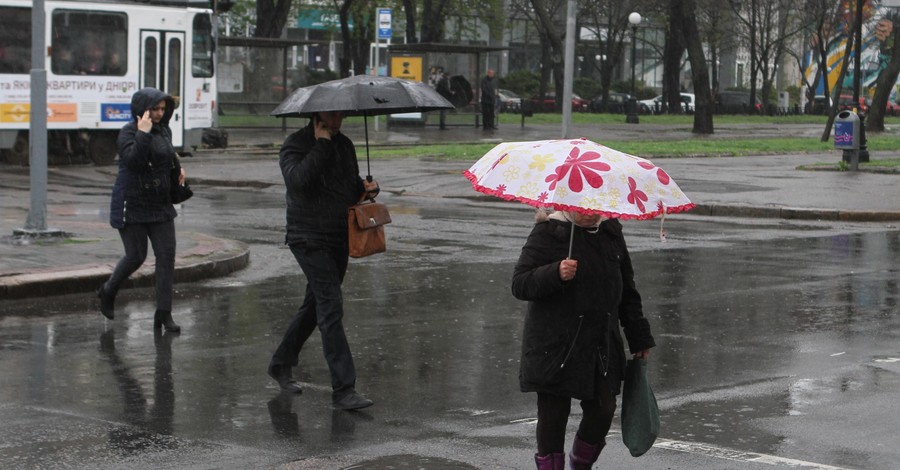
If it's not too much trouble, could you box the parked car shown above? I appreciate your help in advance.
[638,93,695,113]
[498,89,523,113]
[715,91,762,114]
[837,94,870,114]
[530,91,590,113]
[885,100,900,116]
[589,92,635,113]
[805,95,832,115]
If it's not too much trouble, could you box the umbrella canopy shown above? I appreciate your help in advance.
[271,74,454,118]
[464,138,694,220]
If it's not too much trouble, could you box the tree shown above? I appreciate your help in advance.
[679,0,714,133]
[663,0,687,113]
[867,14,900,131]
[254,0,293,38]
[579,0,636,111]
[528,0,567,110]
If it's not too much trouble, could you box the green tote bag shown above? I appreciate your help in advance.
[621,358,660,457]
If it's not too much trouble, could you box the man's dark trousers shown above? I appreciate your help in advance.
[482,102,495,129]
[271,241,356,401]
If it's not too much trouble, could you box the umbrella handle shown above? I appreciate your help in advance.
[364,113,371,179]
[568,222,575,259]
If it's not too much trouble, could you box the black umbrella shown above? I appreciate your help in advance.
[271,75,454,179]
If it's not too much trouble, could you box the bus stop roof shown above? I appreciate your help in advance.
[217,36,323,48]
[387,43,509,54]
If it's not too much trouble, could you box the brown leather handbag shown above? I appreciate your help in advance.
[348,199,391,258]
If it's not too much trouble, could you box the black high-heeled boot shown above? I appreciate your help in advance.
[97,285,115,320]
[154,309,181,333]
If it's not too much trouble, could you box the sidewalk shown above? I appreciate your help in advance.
[2,121,898,301]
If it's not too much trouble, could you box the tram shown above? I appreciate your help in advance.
[0,0,217,164]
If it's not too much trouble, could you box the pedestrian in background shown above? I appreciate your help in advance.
[511,210,655,469]
[97,87,184,333]
[268,111,379,411]
[481,68,498,130]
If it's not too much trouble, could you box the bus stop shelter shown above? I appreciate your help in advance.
[387,43,508,128]
[217,36,324,131]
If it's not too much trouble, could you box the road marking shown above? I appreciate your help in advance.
[654,439,851,469]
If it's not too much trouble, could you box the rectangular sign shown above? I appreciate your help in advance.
[102,103,132,122]
[377,8,392,39]
[0,103,30,123]
[390,56,423,82]
[48,103,78,122]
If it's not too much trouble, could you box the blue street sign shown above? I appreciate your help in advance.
[378,8,392,39]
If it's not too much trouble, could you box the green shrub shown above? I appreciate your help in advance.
[498,70,540,98]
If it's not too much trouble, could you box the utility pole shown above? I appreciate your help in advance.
[16,0,64,238]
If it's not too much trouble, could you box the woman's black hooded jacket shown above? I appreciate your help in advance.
[108,88,180,229]
[512,217,655,400]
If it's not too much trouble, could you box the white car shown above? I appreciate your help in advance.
[639,93,695,113]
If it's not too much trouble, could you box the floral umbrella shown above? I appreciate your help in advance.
[464,138,694,254]
[464,138,694,220]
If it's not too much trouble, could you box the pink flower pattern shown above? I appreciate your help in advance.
[545,146,611,192]
[626,177,648,213]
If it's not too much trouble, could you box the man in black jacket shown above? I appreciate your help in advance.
[481,68,498,130]
[268,111,379,410]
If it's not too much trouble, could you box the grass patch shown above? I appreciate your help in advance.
[369,136,900,160]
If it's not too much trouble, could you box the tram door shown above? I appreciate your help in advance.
[139,30,185,147]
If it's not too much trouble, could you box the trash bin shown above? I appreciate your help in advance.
[520,100,534,128]
[834,110,860,168]
[834,110,860,150]
[625,98,639,124]
[521,100,534,118]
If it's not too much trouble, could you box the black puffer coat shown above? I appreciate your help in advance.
[279,122,365,246]
[108,88,179,229]
[512,218,655,400]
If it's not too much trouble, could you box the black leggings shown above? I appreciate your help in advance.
[536,384,617,455]
[105,220,176,311]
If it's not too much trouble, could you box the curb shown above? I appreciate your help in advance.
[692,204,900,222]
[0,233,250,301]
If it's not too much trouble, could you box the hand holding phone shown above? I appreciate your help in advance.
[314,115,331,140]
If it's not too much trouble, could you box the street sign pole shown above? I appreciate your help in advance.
[373,8,392,132]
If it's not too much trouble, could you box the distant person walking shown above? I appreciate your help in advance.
[481,68,498,130]
[97,87,184,333]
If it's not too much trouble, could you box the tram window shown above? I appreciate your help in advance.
[51,10,127,76]
[0,7,32,74]
[192,13,214,78]
[168,38,182,100]
[144,37,158,88]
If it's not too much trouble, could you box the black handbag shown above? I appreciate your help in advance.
[170,165,193,204]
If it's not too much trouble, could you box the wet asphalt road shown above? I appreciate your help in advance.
[1,154,899,469]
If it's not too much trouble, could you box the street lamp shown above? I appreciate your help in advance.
[626,12,642,124]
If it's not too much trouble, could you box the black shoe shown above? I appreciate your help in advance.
[97,286,115,320]
[268,363,303,394]
[333,392,373,410]
[153,309,181,333]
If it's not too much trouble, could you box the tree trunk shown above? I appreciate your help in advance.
[402,0,418,43]
[867,18,900,132]
[664,1,687,114]
[338,0,353,78]
[681,0,714,134]
[422,0,450,43]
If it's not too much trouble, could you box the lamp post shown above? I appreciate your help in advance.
[626,12,641,124]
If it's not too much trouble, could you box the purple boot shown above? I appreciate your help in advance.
[568,435,605,469]
[535,452,565,470]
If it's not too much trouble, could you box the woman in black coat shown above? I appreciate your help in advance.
[97,87,184,332]
[512,210,655,469]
